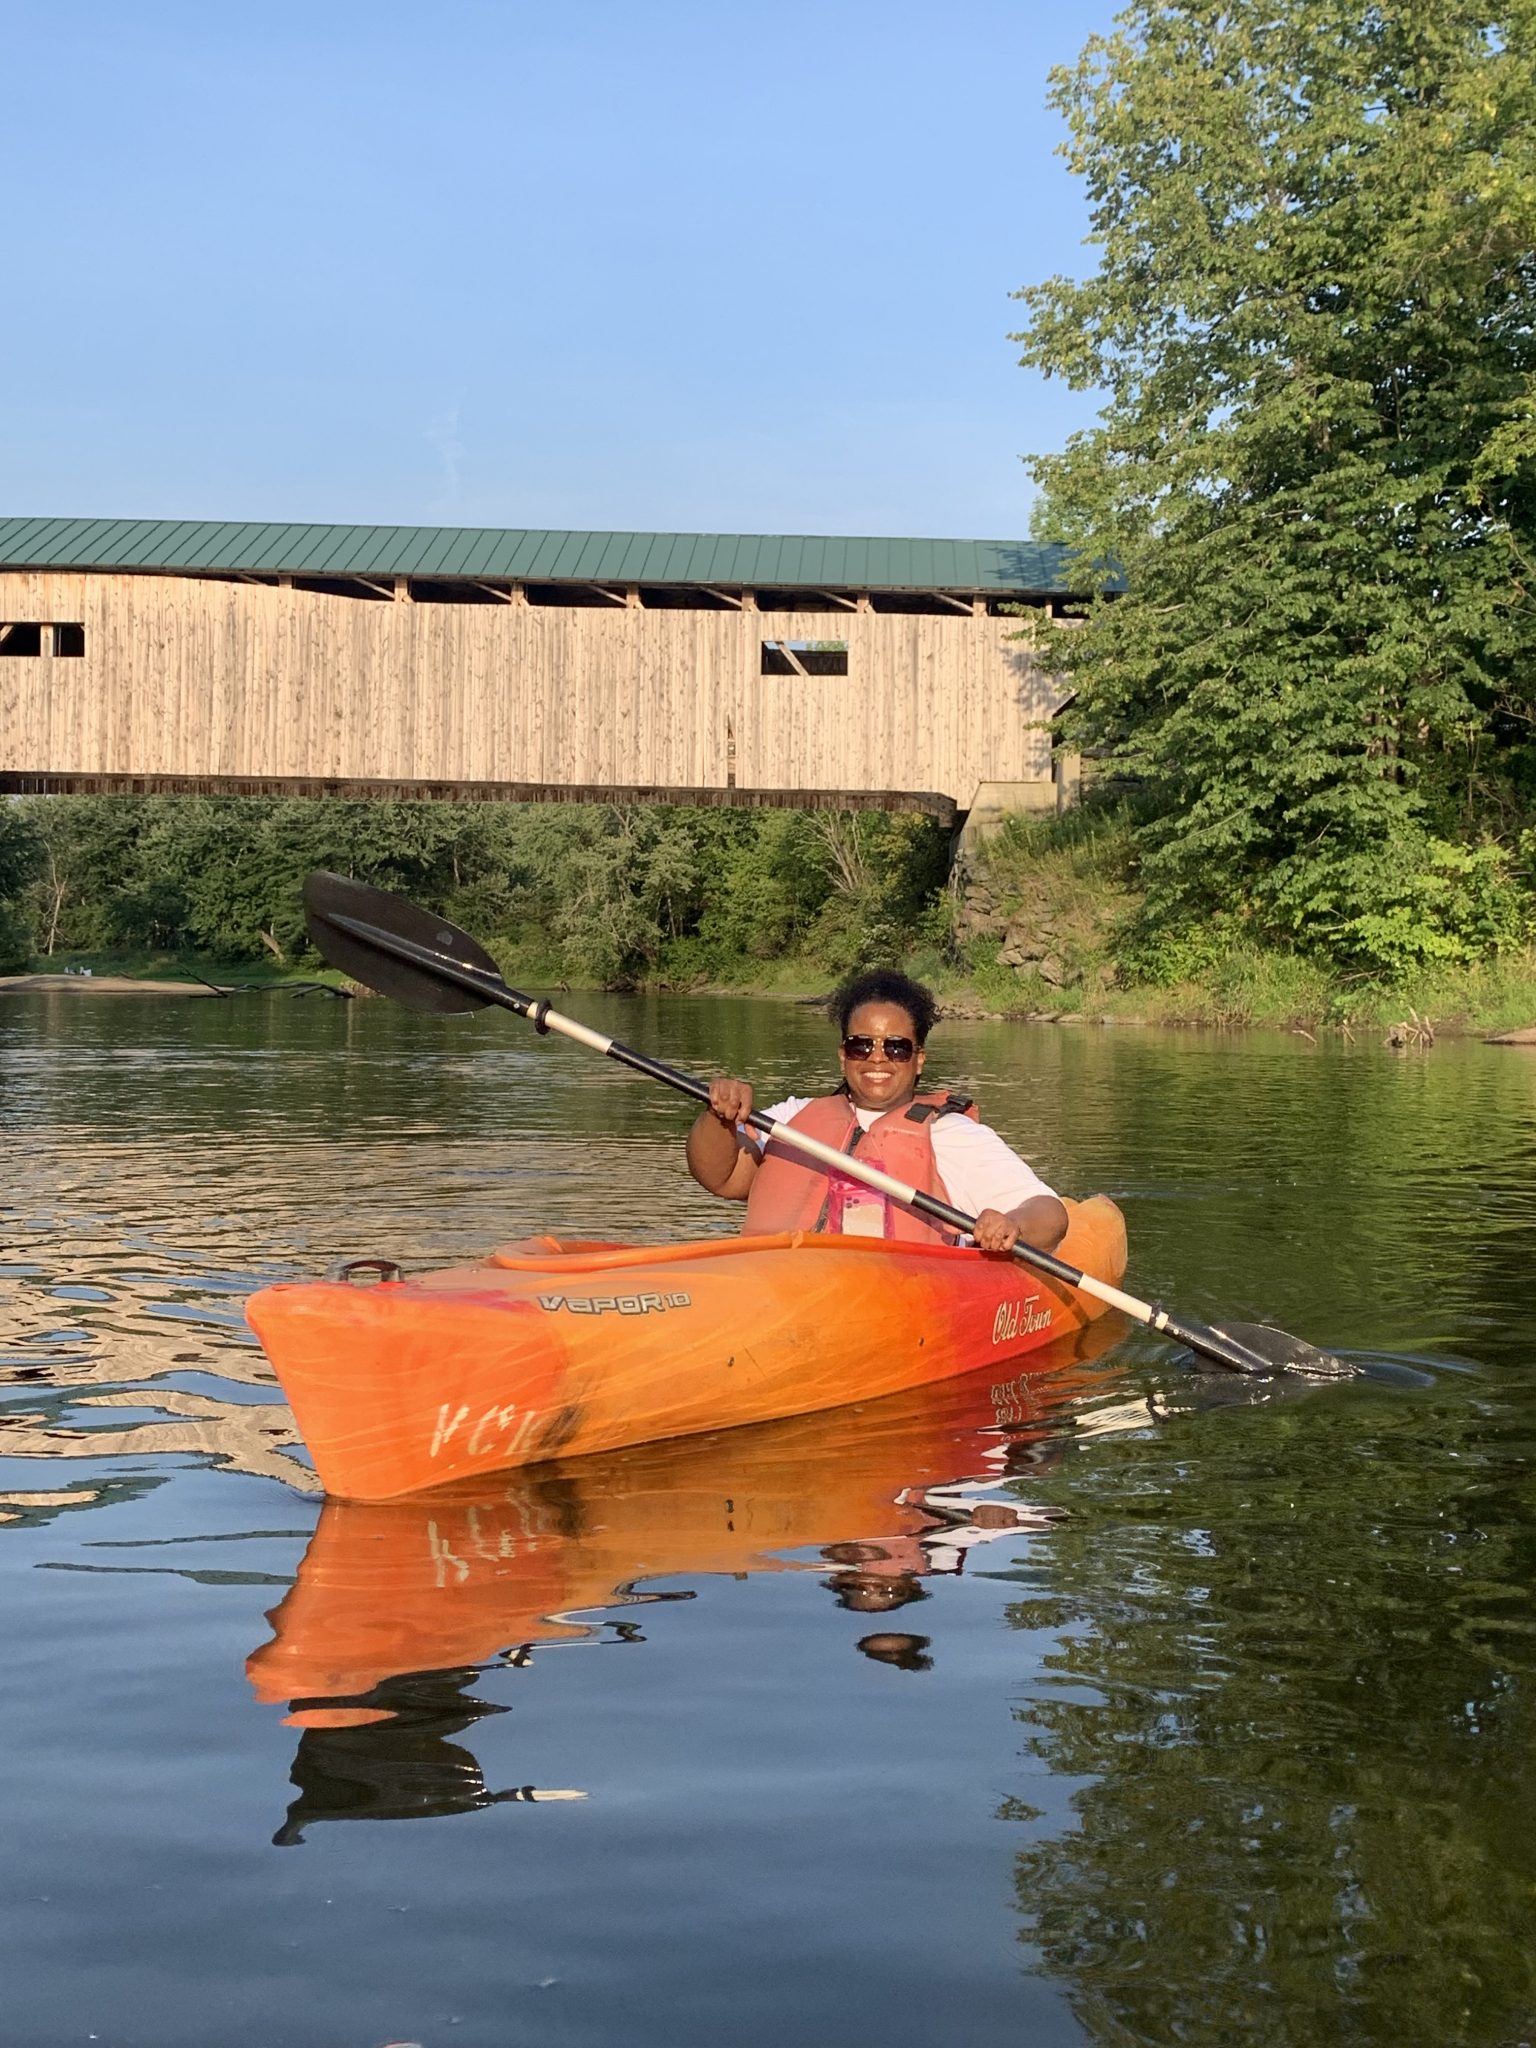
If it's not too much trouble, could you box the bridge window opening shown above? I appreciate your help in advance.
[290,576,395,601]
[404,579,512,605]
[638,586,740,610]
[522,583,631,607]
[761,639,849,677]
[866,591,971,615]
[0,622,85,657]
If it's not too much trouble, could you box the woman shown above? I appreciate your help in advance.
[685,969,1068,1254]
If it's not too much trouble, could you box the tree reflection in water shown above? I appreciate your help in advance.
[1001,1371,1536,2045]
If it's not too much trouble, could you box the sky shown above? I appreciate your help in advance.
[3,0,1115,540]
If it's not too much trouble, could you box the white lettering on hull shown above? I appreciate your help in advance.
[429,1399,542,1464]
[991,1295,1053,1346]
[536,1291,691,1315]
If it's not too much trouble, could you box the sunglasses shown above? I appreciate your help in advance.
[841,1034,917,1063]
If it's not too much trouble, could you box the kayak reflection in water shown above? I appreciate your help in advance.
[249,1358,1121,1832]
[269,1470,1052,1837]
[685,969,1069,1255]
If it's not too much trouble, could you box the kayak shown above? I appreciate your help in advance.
[247,1330,1127,1714]
[249,1201,1129,1501]
[246,1196,1128,1501]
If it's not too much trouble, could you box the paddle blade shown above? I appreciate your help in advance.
[303,872,500,1015]
[1211,1320,1357,1381]
[1164,1311,1355,1380]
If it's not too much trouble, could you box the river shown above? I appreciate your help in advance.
[2,989,1533,2047]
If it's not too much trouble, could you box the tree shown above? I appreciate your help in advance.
[7,794,952,986]
[0,801,42,971]
[1014,0,1536,979]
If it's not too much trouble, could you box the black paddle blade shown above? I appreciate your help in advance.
[1164,1311,1355,1380]
[1210,1320,1357,1381]
[303,872,501,1015]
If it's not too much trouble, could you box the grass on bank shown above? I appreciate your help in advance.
[16,948,355,989]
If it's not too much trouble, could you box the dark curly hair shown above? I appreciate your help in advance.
[830,969,939,1046]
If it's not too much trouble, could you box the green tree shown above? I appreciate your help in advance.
[19,796,147,954]
[8,794,951,986]
[1015,0,1536,980]
[695,810,840,967]
[0,801,42,971]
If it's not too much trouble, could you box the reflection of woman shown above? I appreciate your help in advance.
[856,1633,933,1672]
[820,1480,1049,1672]
[819,1483,1044,1598]
[898,1481,1055,1573]
[686,970,1068,1254]
[820,1539,928,1615]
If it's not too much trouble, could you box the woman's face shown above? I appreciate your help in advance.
[837,1000,925,1112]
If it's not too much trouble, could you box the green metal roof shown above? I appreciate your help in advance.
[0,517,1077,594]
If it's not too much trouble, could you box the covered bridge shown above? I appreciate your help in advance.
[0,518,1083,825]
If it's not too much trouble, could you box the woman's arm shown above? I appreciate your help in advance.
[685,1078,761,1202]
[930,1119,1069,1253]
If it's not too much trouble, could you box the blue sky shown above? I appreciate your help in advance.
[4,1,1114,538]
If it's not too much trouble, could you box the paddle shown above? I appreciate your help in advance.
[303,871,1345,1380]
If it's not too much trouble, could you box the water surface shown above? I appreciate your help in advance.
[2,990,1533,2046]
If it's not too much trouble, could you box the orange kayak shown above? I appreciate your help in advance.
[246,1196,1128,1501]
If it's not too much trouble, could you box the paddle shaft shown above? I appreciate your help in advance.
[325,908,1264,1371]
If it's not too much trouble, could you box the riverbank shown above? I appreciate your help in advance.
[0,973,231,996]
[691,954,1536,1037]
[11,941,1536,1037]
[0,951,356,998]
[9,793,1536,1036]
[936,947,1536,1036]
[935,809,1536,1038]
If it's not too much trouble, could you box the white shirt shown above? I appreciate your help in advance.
[755,1097,1057,1217]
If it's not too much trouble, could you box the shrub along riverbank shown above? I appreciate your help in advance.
[5,792,1536,1034]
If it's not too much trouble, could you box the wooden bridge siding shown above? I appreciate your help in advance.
[734,609,1052,791]
[0,572,1056,804]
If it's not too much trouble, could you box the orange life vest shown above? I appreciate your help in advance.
[742,1090,980,1245]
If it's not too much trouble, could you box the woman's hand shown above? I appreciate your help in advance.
[973,1196,1070,1254]
[707,1077,755,1127]
[971,1206,1021,1253]
[687,1078,761,1200]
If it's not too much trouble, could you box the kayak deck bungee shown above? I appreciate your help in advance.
[246,1196,1128,1500]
